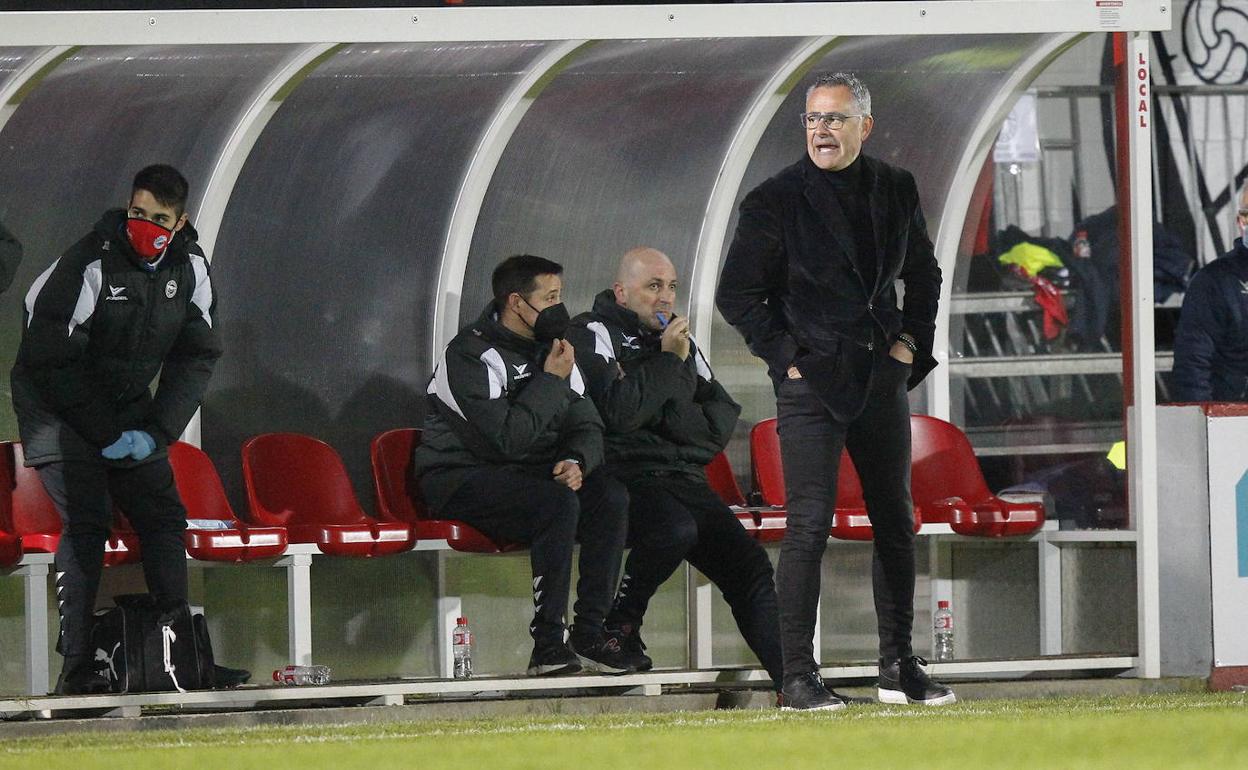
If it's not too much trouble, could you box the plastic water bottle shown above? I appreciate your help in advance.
[452,617,473,679]
[933,601,954,662]
[272,664,331,686]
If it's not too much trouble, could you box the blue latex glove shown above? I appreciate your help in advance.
[101,433,133,460]
[127,430,156,461]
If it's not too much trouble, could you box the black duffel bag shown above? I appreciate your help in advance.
[90,594,220,693]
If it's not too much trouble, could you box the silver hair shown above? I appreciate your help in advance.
[806,72,872,116]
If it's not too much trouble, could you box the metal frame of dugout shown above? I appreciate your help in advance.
[2,520,1140,717]
[0,0,1168,716]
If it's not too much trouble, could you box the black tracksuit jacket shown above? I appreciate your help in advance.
[566,290,741,481]
[414,302,605,507]
[11,209,222,466]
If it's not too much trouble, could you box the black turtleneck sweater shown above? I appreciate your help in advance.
[822,155,877,282]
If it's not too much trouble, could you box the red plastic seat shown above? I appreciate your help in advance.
[706,451,787,542]
[2,441,139,565]
[705,452,747,507]
[750,418,921,541]
[909,415,1044,537]
[243,433,415,557]
[370,428,523,553]
[167,441,288,562]
[0,444,19,567]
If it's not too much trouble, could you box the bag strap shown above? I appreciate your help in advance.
[161,622,187,694]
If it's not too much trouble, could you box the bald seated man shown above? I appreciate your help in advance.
[565,247,784,687]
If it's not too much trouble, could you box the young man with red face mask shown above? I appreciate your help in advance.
[11,164,234,694]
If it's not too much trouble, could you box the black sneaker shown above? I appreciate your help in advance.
[779,672,846,711]
[877,655,957,706]
[527,640,583,676]
[212,663,251,688]
[604,623,652,672]
[570,631,639,674]
[55,664,111,695]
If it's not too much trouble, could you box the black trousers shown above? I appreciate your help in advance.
[608,474,783,685]
[431,467,628,645]
[39,458,189,666]
[775,356,916,677]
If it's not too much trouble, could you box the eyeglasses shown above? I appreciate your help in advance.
[800,111,868,130]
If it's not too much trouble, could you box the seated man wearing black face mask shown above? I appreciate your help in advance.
[12,164,239,694]
[414,254,635,676]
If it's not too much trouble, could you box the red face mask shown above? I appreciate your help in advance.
[125,217,174,260]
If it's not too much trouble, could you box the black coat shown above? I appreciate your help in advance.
[1172,239,1248,401]
[0,219,21,295]
[566,290,741,480]
[11,209,221,466]
[716,154,942,422]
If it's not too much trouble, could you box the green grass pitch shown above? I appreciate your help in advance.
[2,693,1245,769]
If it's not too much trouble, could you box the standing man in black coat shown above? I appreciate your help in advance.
[12,165,224,694]
[717,73,955,710]
[565,247,783,687]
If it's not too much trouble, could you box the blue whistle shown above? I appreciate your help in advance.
[656,311,670,328]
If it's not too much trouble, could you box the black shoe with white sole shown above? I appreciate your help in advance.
[604,623,653,672]
[877,655,957,706]
[527,641,583,676]
[570,631,638,674]
[779,672,847,711]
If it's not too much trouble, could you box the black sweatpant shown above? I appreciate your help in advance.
[608,474,783,684]
[39,458,189,667]
[775,356,916,677]
[430,467,629,645]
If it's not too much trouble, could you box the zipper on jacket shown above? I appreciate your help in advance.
[121,269,162,401]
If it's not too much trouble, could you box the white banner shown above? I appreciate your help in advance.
[1206,413,1248,666]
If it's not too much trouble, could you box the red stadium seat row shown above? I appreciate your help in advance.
[0,430,520,568]
[706,415,1044,542]
[243,433,415,557]
[0,442,143,568]
[0,413,1042,571]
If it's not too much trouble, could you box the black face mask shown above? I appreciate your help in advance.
[521,298,570,342]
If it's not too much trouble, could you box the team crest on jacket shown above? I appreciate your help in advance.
[165,280,177,298]
[620,334,639,350]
